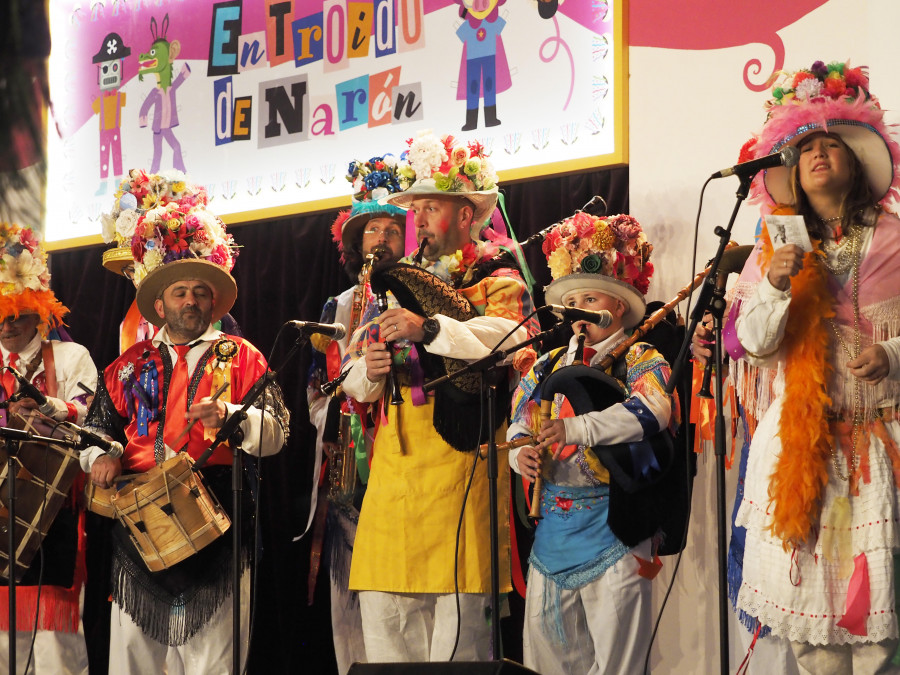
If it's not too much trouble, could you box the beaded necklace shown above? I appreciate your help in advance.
[826,235,862,481]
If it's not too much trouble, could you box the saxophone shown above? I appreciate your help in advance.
[325,248,379,503]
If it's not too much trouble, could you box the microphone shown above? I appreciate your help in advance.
[711,146,799,179]
[287,321,347,340]
[61,421,124,459]
[544,305,614,327]
[6,366,56,416]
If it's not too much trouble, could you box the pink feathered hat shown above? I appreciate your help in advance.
[749,60,900,208]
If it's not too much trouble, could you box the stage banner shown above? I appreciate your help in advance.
[46,0,624,246]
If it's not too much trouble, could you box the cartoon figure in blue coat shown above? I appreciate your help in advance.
[456,0,511,131]
[138,14,189,173]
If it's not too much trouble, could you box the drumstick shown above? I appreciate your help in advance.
[170,381,230,451]
[528,399,553,520]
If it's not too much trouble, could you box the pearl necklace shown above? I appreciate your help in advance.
[821,223,863,276]
[819,214,842,224]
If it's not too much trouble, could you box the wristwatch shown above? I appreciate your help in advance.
[421,317,441,345]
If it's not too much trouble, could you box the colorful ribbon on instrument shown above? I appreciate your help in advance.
[349,412,370,484]
[134,362,159,436]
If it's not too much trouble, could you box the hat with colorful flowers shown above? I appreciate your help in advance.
[0,223,68,332]
[130,191,239,328]
[331,154,407,258]
[100,169,208,275]
[750,60,900,207]
[542,212,653,329]
[385,130,499,232]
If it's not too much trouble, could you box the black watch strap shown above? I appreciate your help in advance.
[421,317,441,345]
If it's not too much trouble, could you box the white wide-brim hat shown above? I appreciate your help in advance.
[545,273,646,330]
[763,116,896,206]
[385,178,498,232]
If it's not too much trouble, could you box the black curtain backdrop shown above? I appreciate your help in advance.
[47,166,628,674]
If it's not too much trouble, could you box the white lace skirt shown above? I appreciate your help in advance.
[734,395,900,646]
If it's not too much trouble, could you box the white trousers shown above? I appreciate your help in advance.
[358,590,492,663]
[791,638,900,675]
[108,569,250,675]
[522,540,653,675]
[329,510,366,675]
[0,622,89,675]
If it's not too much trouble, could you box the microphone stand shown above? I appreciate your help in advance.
[0,425,80,675]
[424,321,572,659]
[664,172,753,675]
[191,331,306,675]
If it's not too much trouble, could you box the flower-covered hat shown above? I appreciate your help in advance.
[750,60,900,207]
[130,191,239,328]
[0,223,68,332]
[101,169,208,275]
[385,131,499,231]
[542,212,653,329]
[331,155,407,257]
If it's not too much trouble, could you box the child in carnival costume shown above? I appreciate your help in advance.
[506,212,678,675]
[0,222,98,674]
[727,60,900,673]
[304,153,407,675]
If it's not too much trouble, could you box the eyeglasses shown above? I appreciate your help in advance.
[363,227,403,240]
[0,315,37,328]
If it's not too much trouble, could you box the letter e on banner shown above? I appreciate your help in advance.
[369,67,400,127]
[208,0,242,77]
[214,77,233,146]
[233,97,252,141]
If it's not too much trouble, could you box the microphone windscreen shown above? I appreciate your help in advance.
[718,245,754,276]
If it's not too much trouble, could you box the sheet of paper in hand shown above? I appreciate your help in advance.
[764,214,813,252]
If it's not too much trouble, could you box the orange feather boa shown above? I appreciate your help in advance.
[758,207,835,549]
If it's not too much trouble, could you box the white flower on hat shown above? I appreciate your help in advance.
[101,211,117,244]
[406,132,448,179]
[115,209,140,240]
[4,248,44,293]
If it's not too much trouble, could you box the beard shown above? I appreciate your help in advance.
[163,303,211,341]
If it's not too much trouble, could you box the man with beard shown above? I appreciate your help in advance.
[80,201,289,674]
[305,156,407,675]
[340,133,539,662]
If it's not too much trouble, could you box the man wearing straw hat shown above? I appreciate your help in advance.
[80,197,289,674]
[340,131,539,662]
[0,222,97,674]
[305,154,407,675]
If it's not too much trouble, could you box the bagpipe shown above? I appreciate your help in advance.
[369,262,487,452]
